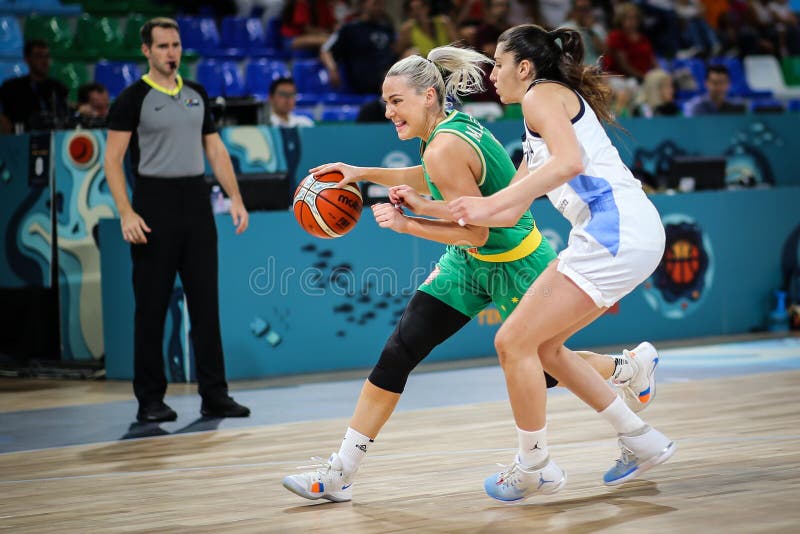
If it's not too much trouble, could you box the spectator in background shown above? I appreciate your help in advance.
[506,0,539,25]
[604,3,656,118]
[320,0,397,94]
[638,0,683,58]
[703,0,730,30]
[449,0,485,44]
[605,3,657,82]
[76,82,110,127]
[538,0,572,29]
[281,0,339,52]
[474,0,513,58]
[750,0,800,55]
[718,0,767,56]
[770,0,800,54]
[470,0,513,104]
[0,40,69,134]
[633,68,682,117]
[675,0,722,57]
[267,77,314,127]
[397,0,458,58]
[686,64,747,115]
[562,0,607,66]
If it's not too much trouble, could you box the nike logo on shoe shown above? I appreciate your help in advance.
[155,105,166,111]
[341,484,352,490]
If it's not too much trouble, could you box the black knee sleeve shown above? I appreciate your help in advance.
[368,291,470,394]
[545,372,559,389]
[368,328,418,393]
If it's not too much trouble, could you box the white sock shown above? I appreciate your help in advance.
[337,427,373,475]
[612,352,635,384]
[517,425,549,468]
[600,396,647,435]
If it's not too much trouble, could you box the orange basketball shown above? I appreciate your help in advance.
[293,172,363,239]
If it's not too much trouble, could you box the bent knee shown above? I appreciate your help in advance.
[538,341,568,369]
[495,323,543,367]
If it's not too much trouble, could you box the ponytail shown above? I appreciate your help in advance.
[499,24,615,125]
[385,45,492,109]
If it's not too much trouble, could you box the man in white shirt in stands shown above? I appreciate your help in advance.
[268,77,314,127]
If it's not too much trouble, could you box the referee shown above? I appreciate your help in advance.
[104,17,250,423]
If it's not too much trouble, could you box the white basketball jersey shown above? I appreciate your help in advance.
[522,81,643,229]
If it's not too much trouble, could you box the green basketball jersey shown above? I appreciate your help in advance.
[420,110,535,256]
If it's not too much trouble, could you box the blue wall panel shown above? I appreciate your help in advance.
[101,187,800,380]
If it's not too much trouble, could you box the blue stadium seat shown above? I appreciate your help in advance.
[263,16,289,59]
[220,60,246,97]
[788,99,800,112]
[291,59,331,95]
[670,57,706,99]
[176,16,224,56]
[322,92,374,105]
[221,16,273,57]
[245,58,290,100]
[0,16,23,58]
[320,104,359,122]
[196,58,223,98]
[293,105,316,122]
[0,59,27,83]
[94,60,141,99]
[709,57,772,98]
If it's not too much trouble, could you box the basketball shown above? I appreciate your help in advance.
[293,172,363,239]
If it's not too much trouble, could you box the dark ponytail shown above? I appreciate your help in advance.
[498,24,615,125]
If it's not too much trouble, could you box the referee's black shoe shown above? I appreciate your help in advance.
[137,401,178,423]
[201,395,251,418]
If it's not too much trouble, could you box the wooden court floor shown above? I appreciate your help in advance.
[1,370,799,533]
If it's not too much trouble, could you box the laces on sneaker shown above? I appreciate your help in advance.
[615,439,636,467]
[495,461,522,486]
[296,456,335,473]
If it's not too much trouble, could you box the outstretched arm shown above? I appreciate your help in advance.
[373,133,489,247]
[449,85,584,227]
[309,161,430,194]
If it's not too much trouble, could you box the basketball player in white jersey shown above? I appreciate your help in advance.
[449,25,675,502]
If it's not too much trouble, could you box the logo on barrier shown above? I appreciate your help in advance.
[66,132,99,169]
[643,214,714,319]
[382,150,413,168]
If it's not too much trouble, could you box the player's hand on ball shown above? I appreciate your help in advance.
[389,185,426,213]
[309,162,362,188]
[372,203,408,233]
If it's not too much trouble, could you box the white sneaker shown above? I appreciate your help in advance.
[282,453,353,502]
[484,456,566,503]
[603,426,676,485]
[617,342,659,413]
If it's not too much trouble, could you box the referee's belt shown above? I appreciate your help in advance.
[466,225,543,263]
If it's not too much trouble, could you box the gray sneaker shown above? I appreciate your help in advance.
[484,455,567,503]
[282,453,353,502]
[604,426,676,485]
